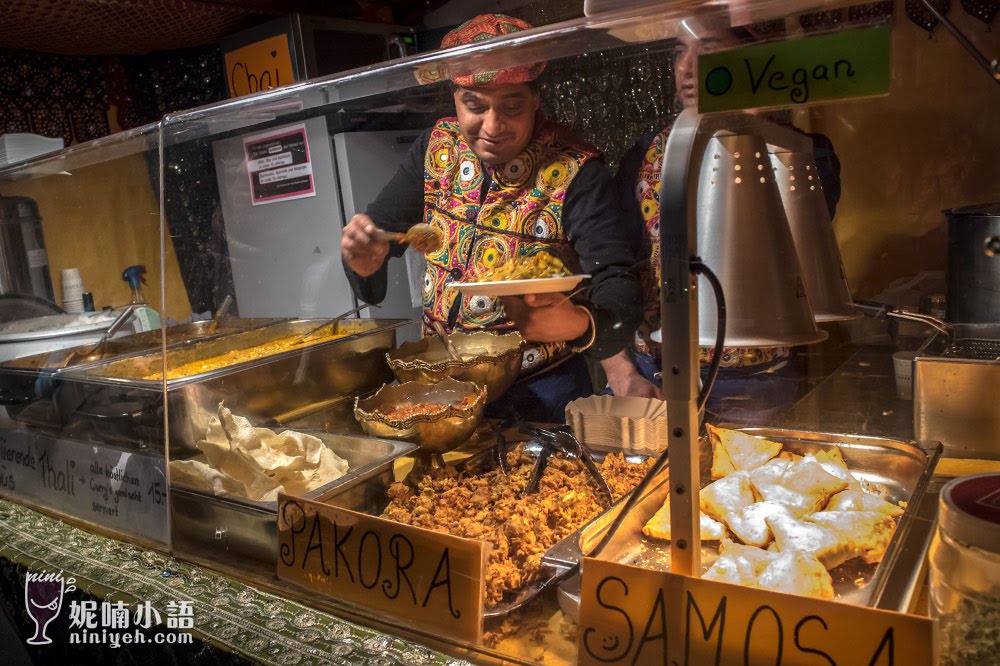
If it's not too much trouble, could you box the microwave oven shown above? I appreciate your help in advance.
[220,13,416,93]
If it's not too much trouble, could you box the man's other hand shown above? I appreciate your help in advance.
[341,214,389,277]
[600,349,661,398]
[501,293,589,343]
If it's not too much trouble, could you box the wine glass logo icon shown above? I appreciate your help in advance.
[24,572,65,645]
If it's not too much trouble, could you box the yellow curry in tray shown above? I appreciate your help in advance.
[143,331,348,380]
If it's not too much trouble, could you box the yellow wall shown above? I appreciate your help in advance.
[800,3,1000,297]
[2,154,193,320]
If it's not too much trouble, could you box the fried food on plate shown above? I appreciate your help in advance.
[700,470,756,523]
[707,423,782,479]
[724,501,790,548]
[757,550,835,599]
[766,510,854,569]
[806,510,896,564]
[704,539,834,599]
[826,488,905,517]
[643,494,728,542]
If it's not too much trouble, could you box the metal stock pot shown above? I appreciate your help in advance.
[946,203,1000,323]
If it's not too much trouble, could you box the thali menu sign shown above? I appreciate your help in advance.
[243,122,316,206]
[578,557,932,665]
[698,25,891,113]
[277,493,487,644]
[0,428,167,545]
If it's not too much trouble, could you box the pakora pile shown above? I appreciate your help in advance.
[382,443,654,607]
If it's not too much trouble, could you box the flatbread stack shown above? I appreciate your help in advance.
[642,424,903,600]
[170,403,349,501]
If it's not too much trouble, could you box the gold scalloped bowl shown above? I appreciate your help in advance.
[385,331,524,403]
[353,378,487,454]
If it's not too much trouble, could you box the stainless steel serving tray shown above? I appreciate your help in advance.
[0,318,282,405]
[67,318,408,388]
[544,427,942,619]
[170,431,417,576]
[31,318,411,453]
[915,323,1000,458]
[321,436,653,619]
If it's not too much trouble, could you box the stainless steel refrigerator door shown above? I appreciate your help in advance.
[212,115,357,319]
[334,129,422,343]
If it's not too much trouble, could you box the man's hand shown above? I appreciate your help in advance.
[500,293,590,343]
[601,349,661,398]
[341,214,389,277]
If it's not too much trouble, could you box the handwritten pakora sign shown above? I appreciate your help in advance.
[698,25,890,113]
[578,558,931,665]
[277,494,486,644]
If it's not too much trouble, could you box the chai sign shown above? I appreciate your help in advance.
[698,26,891,113]
[578,558,932,666]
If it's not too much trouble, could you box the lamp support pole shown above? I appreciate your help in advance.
[659,107,705,577]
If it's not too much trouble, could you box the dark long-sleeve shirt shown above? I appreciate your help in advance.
[345,125,643,361]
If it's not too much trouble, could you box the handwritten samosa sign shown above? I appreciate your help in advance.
[277,494,486,644]
[578,558,932,665]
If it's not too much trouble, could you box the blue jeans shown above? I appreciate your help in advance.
[485,354,594,424]
[608,351,799,424]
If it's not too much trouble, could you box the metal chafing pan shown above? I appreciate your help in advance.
[544,428,942,620]
[915,322,1000,459]
[26,318,410,453]
[320,436,653,619]
[170,431,417,576]
[0,318,281,405]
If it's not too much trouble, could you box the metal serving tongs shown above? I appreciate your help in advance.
[293,303,379,344]
[853,299,954,342]
[518,424,614,508]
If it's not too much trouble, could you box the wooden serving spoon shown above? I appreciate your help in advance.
[374,223,443,253]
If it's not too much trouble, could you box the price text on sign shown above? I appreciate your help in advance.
[276,494,486,644]
[224,34,296,98]
[698,25,891,113]
[578,558,932,666]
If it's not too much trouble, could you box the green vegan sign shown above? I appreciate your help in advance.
[698,25,891,113]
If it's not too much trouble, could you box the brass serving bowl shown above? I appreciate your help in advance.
[386,331,524,403]
[353,378,487,454]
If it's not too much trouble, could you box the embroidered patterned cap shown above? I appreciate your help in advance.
[440,14,546,87]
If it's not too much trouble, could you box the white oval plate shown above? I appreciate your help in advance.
[450,274,590,297]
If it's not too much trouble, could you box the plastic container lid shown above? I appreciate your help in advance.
[939,472,1000,554]
[0,312,117,342]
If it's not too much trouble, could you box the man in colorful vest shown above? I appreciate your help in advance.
[341,14,643,422]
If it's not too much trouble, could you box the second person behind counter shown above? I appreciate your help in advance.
[340,14,643,423]
[606,22,841,422]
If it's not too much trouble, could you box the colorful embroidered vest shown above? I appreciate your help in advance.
[420,118,599,374]
[634,130,789,369]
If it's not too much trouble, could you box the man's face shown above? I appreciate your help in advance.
[674,36,700,109]
[453,83,540,166]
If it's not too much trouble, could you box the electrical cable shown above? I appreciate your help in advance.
[590,258,726,558]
